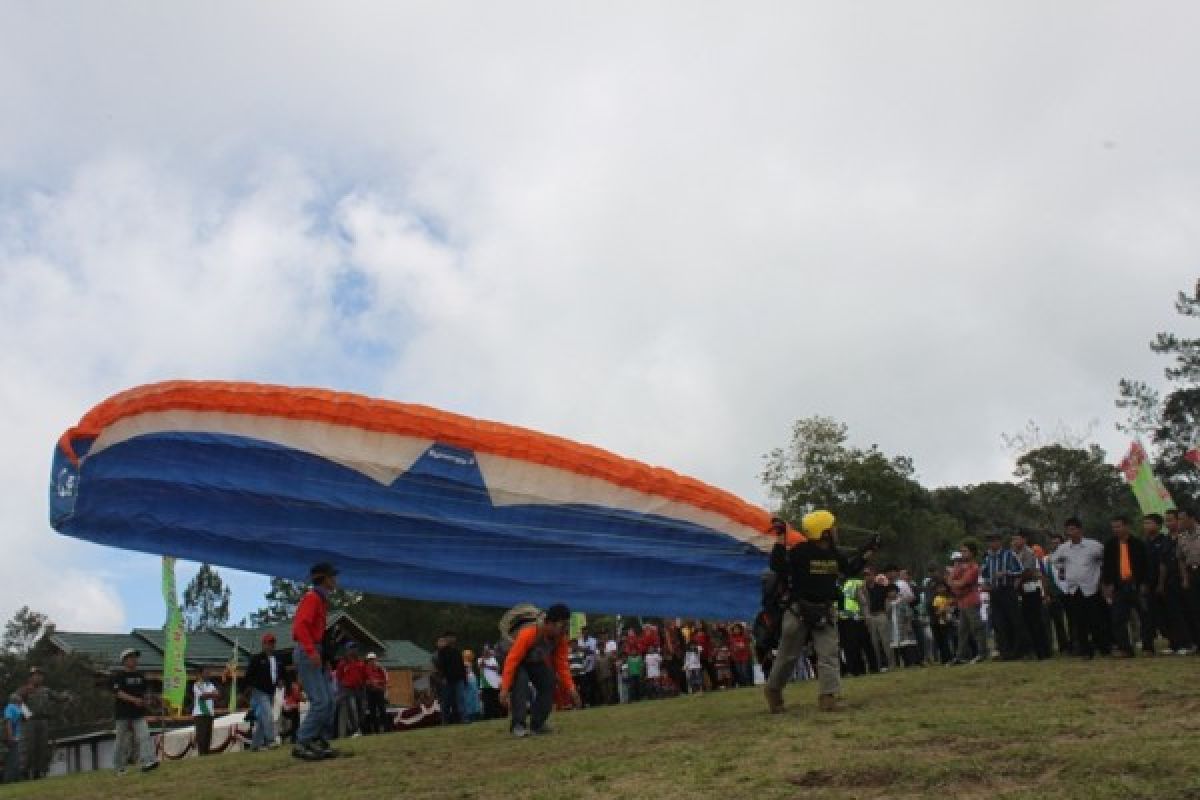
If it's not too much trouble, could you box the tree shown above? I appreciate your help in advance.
[1117,279,1200,503]
[3,606,53,655]
[247,577,360,627]
[931,482,1039,536]
[182,564,232,631]
[1013,444,1134,537]
[763,416,964,572]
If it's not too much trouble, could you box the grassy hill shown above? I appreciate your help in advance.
[9,657,1200,800]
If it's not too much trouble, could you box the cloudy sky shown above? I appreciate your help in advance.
[1,3,1195,633]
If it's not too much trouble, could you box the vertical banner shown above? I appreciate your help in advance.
[1118,441,1175,515]
[227,639,239,712]
[569,612,587,640]
[161,556,188,715]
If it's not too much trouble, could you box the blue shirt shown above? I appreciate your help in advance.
[980,548,1024,589]
[4,704,22,740]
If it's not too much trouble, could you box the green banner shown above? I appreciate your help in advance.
[1119,441,1175,515]
[161,557,188,715]
[569,612,587,640]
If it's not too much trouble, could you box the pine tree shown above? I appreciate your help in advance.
[181,564,232,631]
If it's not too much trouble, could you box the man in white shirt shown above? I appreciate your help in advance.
[1049,517,1108,658]
[191,673,220,756]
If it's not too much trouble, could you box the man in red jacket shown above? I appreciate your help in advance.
[499,604,580,737]
[291,562,339,761]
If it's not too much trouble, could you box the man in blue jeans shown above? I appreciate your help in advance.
[245,633,281,751]
[291,563,339,761]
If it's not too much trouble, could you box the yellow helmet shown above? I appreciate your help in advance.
[802,510,836,538]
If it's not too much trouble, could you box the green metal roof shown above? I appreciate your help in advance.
[47,632,165,670]
[49,612,431,673]
[133,629,241,667]
[378,640,434,670]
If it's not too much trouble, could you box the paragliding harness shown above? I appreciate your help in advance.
[753,571,787,650]
[496,603,545,669]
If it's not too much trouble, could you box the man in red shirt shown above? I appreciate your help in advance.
[291,562,339,761]
[335,644,366,738]
[363,653,390,734]
[947,545,988,664]
[728,623,753,687]
[499,604,580,737]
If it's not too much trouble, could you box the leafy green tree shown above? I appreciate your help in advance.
[3,606,53,655]
[247,577,360,627]
[1014,444,1134,537]
[182,564,232,631]
[932,482,1039,536]
[1117,280,1200,503]
[763,415,964,572]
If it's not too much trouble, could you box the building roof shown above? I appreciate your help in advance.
[47,612,431,674]
[47,632,165,670]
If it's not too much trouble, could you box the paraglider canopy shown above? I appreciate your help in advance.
[51,381,794,620]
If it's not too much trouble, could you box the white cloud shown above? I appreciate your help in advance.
[2,2,1199,627]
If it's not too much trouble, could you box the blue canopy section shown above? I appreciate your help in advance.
[51,432,767,620]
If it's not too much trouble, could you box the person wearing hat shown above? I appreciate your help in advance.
[362,653,390,734]
[19,666,64,780]
[244,632,282,750]
[764,510,877,714]
[948,542,987,664]
[111,648,159,774]
[291,562,340,761]
[499,603,581,736]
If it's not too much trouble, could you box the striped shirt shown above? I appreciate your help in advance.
[980,548,1023,589]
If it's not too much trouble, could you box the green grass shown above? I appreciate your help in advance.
[10,658,1200,800]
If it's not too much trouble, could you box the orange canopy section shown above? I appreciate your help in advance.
[60,380,795,544]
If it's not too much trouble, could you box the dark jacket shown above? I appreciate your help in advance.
[435,645,466,682]
[770,541,867,604]
[1101,535,1151,588]
[244,651,283,695]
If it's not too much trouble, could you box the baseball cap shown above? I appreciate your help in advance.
[310,562,339,579]
[950,551,963,561]
[119,648,141,661]
[262,633,276,644]
[366,652,377,660]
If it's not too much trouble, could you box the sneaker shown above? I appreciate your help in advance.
[968,656,982,665]
[1176,647,1195,656]
[313,738,339,759]
[531,723,553,735]
[268,741,281,750]
[140,760,160,773]
[351,731,362,738]
[512,724,530,738]
[1162,649,1176,656]
[292,743,323,762]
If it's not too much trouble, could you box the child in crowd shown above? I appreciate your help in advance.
[644,647,663,699]
[684,644,704,694]
[887,584,920,667]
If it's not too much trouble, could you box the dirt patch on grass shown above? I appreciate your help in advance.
[788,766,900,788]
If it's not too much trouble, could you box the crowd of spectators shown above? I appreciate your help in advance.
[430,507,1200,723]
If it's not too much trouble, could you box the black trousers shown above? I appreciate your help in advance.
[1182,572,1200,648]
[193,715,213,755]
[930,620,953,663]
[1110,582,1143,655]
[1045,597,1071,655]
[365,688,389,733]
[837,619,866,675]
[991,587,1027,658]
[1065,589,1108,657]
[510,661,555,732]
[1020,589,1051,658]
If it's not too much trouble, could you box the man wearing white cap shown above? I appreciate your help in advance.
[111,648,159,774]
[363,653,389,734]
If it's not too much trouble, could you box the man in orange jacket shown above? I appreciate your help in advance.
[499,604,580,737]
